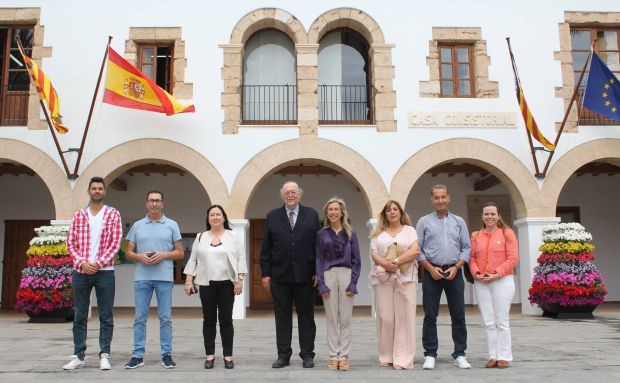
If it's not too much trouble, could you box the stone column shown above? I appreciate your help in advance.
[295,44,319,135]
[514,217,560,315]
[230,219,250,319]
[370,43,396,132]
[367,218,378,317]
[220,44,244,134]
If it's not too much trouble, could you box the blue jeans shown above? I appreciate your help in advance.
[422,268,467,359]
[132,280,173,357]
[72,270,115,359]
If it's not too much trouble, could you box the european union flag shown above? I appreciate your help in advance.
[583,53,620,122]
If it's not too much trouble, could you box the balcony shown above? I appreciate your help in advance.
[242,85,297,125]
[0,85,29,126]
[319,85,371,125]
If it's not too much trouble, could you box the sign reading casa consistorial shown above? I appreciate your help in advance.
[408,112,517,128]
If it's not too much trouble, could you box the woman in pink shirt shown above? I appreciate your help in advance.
[469,202,519,369]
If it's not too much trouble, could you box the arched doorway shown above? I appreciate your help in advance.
[543,139,620,303]
[391,139,539,306]
[230,137,389,309]
[0,139,71,309]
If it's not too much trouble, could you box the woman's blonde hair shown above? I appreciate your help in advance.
[371,200,412,238]
[322,197,352,238]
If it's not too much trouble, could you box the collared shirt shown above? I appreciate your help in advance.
[416,211,471,265]
[285,204,300,226]
[67,205,122,273]
[315,228,361,294]
[127,214,182,282]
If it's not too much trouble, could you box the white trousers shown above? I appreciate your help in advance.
[474,275,515,361]
[324,267,355,360]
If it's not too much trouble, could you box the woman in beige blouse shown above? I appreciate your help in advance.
[184,205,247,370]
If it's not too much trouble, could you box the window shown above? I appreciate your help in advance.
[420,28,497,99]
[571,27,620,125]
[0,26,33,126]
[439,44,474,97]
[318,29,371,124]
[242,29,297,124]
[138,44,173,93]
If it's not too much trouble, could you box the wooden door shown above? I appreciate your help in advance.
[249,219,273,309]
[2,219,50,310]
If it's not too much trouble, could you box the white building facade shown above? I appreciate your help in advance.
[1,0,619,317]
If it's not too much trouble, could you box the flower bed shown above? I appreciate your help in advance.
[529,223,607,309]
[15,225,73,315]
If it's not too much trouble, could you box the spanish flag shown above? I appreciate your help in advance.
[103,47,194,115]
[19,48,69,134]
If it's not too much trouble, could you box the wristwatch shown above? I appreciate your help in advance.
[238,274,245,281]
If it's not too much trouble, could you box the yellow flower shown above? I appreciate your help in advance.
[539,241,594,254]
[26,243,68,257]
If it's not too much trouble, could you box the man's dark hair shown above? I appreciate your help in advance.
[146,190,164,201]
[88,176,105,189]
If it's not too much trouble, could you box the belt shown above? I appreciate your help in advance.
[430,262,457,271]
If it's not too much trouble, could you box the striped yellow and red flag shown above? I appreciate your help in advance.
[516,84,555,151]
[19,48,69,134]
[103,47,194,115]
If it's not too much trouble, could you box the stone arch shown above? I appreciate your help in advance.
[541,139,620,216]
[230,8,307,45]
[390,138,541,219]
[0,138,72,219]
[228,137,389,219]
[308,7,385,45]
[74,139,229,211]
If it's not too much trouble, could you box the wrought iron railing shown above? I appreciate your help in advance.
[0,85,29,126]
[319,84,371,124]
[242,84,297,125]
[576,85,618,126]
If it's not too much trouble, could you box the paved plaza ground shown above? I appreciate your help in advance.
[1,305,619,382]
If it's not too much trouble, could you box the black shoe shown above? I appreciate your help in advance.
[272,358,290,368]
[204,358,214,369]
[302,358,314,368]
[224,359,234,369]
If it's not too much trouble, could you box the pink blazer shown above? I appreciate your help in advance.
[469,228,519,278]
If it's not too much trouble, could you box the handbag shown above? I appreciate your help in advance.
[384,242,414,274]
[463,232,477,284]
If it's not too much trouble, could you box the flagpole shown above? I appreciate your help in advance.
[540,45,594,177]
[16,37,71,178]
[506,38,542,177]
[72,36,112,178]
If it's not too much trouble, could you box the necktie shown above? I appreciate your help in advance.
[288,210,295,229]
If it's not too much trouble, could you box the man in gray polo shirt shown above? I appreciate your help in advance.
[124,190,184,369]
[416,184,471,370]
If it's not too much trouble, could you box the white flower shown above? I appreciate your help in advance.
[542,222,592,243]
[29,235,67,246]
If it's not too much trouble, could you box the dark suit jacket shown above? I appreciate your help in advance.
[260,204,321,283]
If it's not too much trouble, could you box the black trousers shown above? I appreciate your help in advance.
[422,268,468,359]
[199,280,235,357]
[270,281,316,360]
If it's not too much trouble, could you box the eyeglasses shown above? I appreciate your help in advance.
[147,199,162,204]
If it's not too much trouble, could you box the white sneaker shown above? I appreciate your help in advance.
[63,355,84,370]
[423,356,436,370]
[100,353,111,370]
[454,356,471,369]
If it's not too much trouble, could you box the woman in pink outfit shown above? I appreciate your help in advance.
[469,202,519,369]
[369,200,419,370]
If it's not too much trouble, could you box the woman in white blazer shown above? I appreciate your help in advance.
[184,204,247,370]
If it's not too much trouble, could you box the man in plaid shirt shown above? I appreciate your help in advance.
[63,176,122,371]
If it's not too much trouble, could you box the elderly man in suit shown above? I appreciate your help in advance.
[260,181,321,369]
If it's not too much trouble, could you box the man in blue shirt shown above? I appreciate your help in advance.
[416,184,471,370]
[124,190,184,369]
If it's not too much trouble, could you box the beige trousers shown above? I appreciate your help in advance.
[323,267,355,360]
[373,282,417,369]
